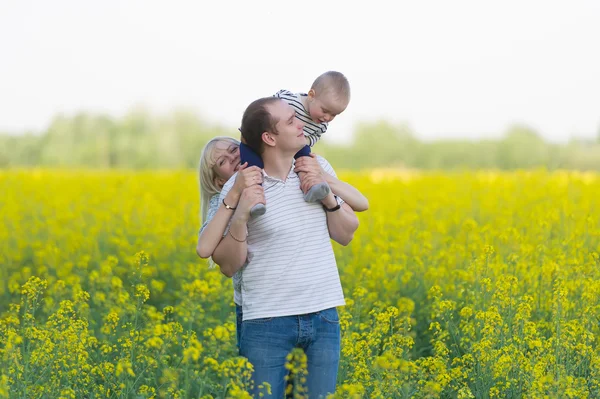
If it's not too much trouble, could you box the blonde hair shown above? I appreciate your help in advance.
[198,136,241,224]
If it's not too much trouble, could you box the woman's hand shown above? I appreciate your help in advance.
[227,163,264,204]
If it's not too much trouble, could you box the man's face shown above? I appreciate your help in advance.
[267,100,306,153]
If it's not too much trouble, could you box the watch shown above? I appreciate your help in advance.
[323,195,344,212]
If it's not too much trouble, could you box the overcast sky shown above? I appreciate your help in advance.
[1,0,599,143]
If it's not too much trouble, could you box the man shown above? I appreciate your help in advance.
[212,97,359,398]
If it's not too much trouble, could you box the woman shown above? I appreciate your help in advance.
[196,136,265,353]
[196,135,369,351]
[197,136,264,260]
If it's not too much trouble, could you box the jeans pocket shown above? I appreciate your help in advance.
[318,308,340,324]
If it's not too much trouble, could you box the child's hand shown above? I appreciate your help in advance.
[232,163,263,195]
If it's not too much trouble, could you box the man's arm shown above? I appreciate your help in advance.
[321,193,359,246]
[323,173,369,212]
[294,154,369,212]
[295,155,360,245]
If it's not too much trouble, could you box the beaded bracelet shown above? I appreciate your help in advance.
[229,229,247,242]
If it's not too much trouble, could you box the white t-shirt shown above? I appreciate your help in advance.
[219,155,345,320]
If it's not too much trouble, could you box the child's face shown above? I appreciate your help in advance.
[308,90,349,124]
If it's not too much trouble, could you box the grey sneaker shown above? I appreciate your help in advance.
[303,182,331,203]
[250,203,267,218]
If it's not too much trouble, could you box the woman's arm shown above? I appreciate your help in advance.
[212,185,265,277]
[196,164,263,259]
[196,189,242,259]
[211,214,249,277]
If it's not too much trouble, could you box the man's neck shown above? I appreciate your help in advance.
[262,149,295,181]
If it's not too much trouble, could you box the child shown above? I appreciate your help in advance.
[239,70,351,217]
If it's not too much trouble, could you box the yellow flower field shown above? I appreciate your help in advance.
[1,169,600,398]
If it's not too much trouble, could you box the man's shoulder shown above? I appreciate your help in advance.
[315,155,336,177]
[315,154,331,168]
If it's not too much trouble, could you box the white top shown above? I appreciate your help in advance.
[219,155,345,320]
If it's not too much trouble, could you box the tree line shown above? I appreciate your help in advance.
[1,108,599,171]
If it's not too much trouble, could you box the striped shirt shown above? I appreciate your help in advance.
[218,155,346,321]
[274,89,328,147]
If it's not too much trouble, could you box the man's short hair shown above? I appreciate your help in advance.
[311,71,350,101]
[240,97,280,155]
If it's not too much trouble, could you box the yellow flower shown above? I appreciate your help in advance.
[145,336,164,350]
[115,359,135,378]
[135,284,150,303]
[21,276,47,301]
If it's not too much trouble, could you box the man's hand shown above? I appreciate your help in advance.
[298,171,328,196]
[294,153,323,176]
[294,154,326,194]
[320,192,338,209]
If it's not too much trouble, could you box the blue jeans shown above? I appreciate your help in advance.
[239,307,340,399]
[240,142,311,170]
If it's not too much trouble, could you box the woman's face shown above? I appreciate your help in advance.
[212,141,241,187]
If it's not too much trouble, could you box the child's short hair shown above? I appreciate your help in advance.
[311,71,350,101]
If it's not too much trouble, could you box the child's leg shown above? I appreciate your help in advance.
[240,142,264,169]
[239,142,267,217]
[294,146,331,203]
[293,145,312,160]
